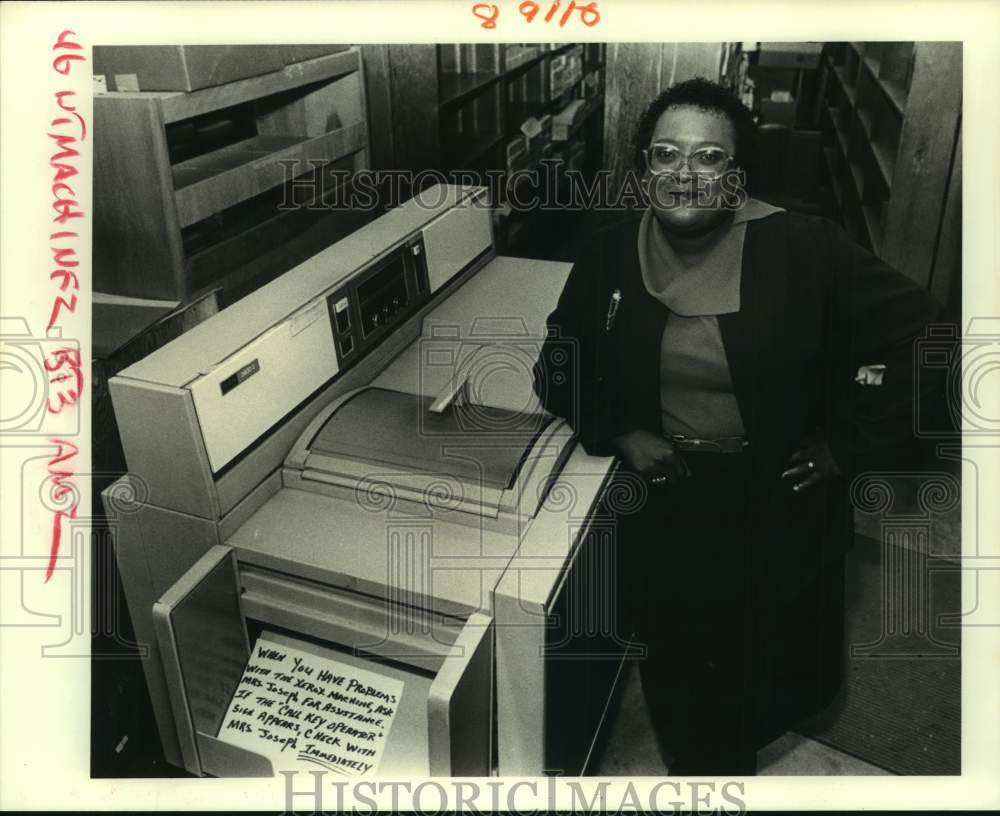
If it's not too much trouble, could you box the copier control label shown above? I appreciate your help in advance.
[219,359,260,395]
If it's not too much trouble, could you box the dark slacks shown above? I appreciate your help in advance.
[620,449,846,775]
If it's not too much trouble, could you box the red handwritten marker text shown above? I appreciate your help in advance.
[44,30,87,582]
[472,0,600,29]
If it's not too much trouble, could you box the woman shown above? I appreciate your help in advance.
[533,78,946,775]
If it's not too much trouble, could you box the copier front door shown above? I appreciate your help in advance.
[154,545,493,778]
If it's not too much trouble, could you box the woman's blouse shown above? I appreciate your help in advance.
[637,198,784,439]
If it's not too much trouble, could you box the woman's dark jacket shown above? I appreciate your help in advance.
[533,210,948,595]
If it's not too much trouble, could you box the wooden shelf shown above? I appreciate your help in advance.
[547,43,578,58]
[506,101,549,133]
[504,50,546,76]
[444,131,502,169]
[833,65,857,105]
[880,78,907,115]
[153,51,361,124]
[870,139,895,186]
[507,143,556,189]
[823,147,843,208]
[856,52,907,116]
[181,160,363,298]
[94,46,370,302]
[828,107,850,156]
[571,96,604,138]
[553,95,604,142]
[861,203,883,255]
[848,160,865,198]
[856,107,873,138]
[439,73,501,108]
[173,134,304,188]
[819,41,960,311]
[172,122,367,228]
[383,42,604,255]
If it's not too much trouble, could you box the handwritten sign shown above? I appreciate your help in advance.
[218,638,403,776]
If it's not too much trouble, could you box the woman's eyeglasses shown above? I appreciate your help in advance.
[644,145,735,178]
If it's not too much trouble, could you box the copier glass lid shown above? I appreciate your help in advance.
[285,387,574,525]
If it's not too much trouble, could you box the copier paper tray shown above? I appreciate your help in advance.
[284,387,575,525]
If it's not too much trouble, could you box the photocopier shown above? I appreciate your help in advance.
[104,185,629,778]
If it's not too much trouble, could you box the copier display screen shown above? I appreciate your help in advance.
[358,255,408,338]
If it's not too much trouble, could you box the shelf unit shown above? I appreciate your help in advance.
[819,42,961,308]
[385,43,606,255]
[94,47,372,304]
[746,46,824,130]
[502,43,606,255]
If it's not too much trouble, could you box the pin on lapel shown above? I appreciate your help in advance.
[605,289,622,331]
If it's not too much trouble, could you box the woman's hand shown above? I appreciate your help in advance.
[781,430,841,492]
[612,429,691,484]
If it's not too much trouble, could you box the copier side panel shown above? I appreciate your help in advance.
[102,477,224,768]
[494,449,622,776]
[109,377,218,519]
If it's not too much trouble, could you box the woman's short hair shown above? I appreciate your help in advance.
[632,77,757,181]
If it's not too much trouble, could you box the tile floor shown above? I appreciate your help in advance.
[594,662,891,776]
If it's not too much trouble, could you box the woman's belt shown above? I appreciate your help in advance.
[668,434,749,454]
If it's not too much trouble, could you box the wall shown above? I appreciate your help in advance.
[603,43,724,196]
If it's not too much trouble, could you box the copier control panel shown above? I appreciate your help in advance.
[326,237,428,367]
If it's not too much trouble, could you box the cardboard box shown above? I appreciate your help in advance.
[550,49,583,98]
[554,99,587,125]
[757,42,822,70]
[760,96,797,128]
[93,45,285,92]
[519,115,551,155]
[748,64,798,99]
[505,136,528,171]
[504,44,541,71]
[552,99,586,141]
